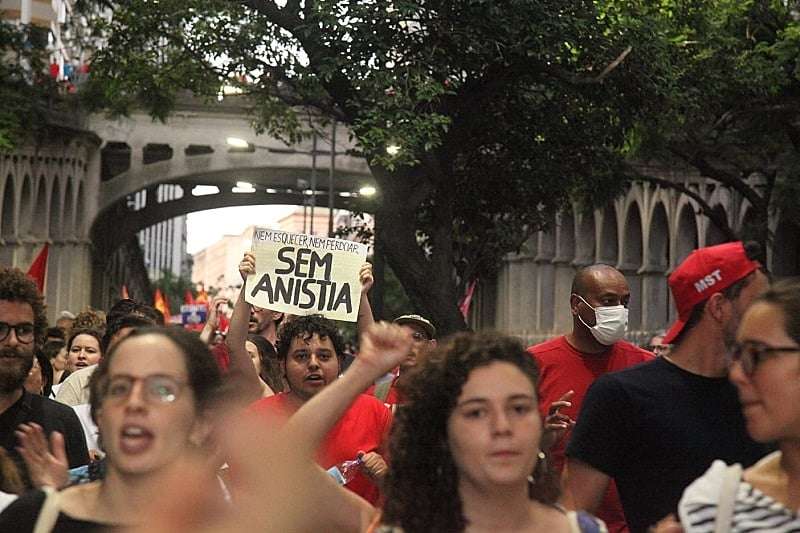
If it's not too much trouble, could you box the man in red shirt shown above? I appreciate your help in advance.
[530,264,653,533]
[251,314,391,505]
[365,314,437,407]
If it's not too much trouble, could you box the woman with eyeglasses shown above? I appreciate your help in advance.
[0,327,223,531]
[670,279,800,532]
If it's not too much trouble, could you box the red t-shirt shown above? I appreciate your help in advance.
[365,376,403,406]
[250,392,392,505]
[529,336,653,533]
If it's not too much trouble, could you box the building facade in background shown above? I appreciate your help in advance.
[130,185,191,281]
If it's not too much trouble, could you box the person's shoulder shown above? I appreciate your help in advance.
[351,393,391,413]
[250,392,289,412]
[66,365,97,381]
[32,392,82,420]
[528,336,570,359]
[611,340,655,361]
[0,488,46,528]
[678,459,742,527]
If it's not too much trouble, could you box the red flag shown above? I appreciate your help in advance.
[218,313,230,335]
[196,284,209,305]
[184,289,195,305]
[153,288,171,324]
[458,278,477,320]
[121,285,130,299]
[26,244,49,293]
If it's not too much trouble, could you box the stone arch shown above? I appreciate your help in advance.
[49,177,61,241]
[598,204,618,264]
[1,177,15,240]
[75,181,86,238]
[555,210,576,262]
[19,175,33,237]
[645,202,670,331]
[675,203,698,265]
[63,179,75,239]
[622,202,644,331]
[33,177,48,238]
[773,215,800,277]
[705,204,728,246]
[622,202,644,269]
[575,209,596,266]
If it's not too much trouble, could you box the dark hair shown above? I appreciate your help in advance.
[101,314,156,353]
[34,348,53,397]
[275,315,345,363]
[67,328,104,357]
[0,267,47,350]
[753,278,800,345]
[382,332,555,533]
[42,340,65,360]
[46,327,65,341]
[247,334,284,393]
[89,327,222,422]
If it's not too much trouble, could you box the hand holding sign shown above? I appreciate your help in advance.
[244,229,368,322]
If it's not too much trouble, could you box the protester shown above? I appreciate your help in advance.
[24,350,53,398]
[64,328,103,374]
[0,267,88,488]
[646,330,670,357]
[564,242,771,532]
[54,311,75,335]
[366,314,437,407]
[248,334,284,395]
[662,278,800,531]
[0,327,223,529]
[43,341,67,388]
[45,327,65,344]
[531,264,652,533]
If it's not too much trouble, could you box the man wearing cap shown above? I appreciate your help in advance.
[530,264,653,533]
[563,242,771,533]
[366,314,437,407]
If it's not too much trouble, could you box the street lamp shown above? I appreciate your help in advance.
[225,124,346,236]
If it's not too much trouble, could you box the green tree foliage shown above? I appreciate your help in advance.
[152,270,196,316]
[0,22,58,150]
[621,0,800,253]
[80,0,660,334]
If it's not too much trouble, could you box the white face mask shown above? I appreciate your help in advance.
[574,294,629,346]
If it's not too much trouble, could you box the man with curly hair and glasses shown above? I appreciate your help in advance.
[0,268,88,488]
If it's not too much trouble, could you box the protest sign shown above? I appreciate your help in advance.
[181,304,208,329]
[244,228,368,322]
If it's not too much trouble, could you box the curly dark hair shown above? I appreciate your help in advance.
[275,315,345,363]
[89,327,222,423]
[0,267,47,350]
[381,331,557,533]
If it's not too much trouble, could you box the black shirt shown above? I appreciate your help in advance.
[0,390,89,488]
[0,489,113,532]
[567,357,769,533]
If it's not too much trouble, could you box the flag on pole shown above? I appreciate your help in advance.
[458,278,477,320]
[153,288,171,324]
[196,284,209,305]
[184,289,196,305]
[26,244,49,294]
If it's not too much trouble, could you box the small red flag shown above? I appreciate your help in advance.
[184,289,196,305]
[153,288,171,324]
[458,278,477,320]
[26,244,49,294]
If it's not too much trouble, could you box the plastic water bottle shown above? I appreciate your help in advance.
[327,455,363,485]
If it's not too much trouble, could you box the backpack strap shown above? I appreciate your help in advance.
[715,463,742,533]
[33,487,61,533]
[373,381,392,403]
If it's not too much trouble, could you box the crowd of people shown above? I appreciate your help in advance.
[0,239,795,532]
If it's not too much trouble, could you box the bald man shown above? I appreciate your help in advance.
[529,264,652,533]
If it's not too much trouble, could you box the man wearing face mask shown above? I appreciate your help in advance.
[563,242,771,533]
[529,264,652,533]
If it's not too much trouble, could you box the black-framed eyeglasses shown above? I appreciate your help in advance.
[729,341,800,377]
[0,321,35,344]
[103,374,187,405]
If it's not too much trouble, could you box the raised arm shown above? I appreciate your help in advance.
[199,297,227,346]
[223,252,265,404]
[281,322,412,530]
[563,458,611,513]
[356,262,375,336]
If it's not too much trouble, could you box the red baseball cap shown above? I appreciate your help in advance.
[663,241,760,344]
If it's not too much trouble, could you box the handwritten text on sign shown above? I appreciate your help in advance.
[244,229,368,322]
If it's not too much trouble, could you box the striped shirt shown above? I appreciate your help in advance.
[679,454,800,532]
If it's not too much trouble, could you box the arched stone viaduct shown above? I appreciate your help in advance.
[1,100,797,332]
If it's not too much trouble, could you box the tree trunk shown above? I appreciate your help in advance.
[370,165,468,337]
